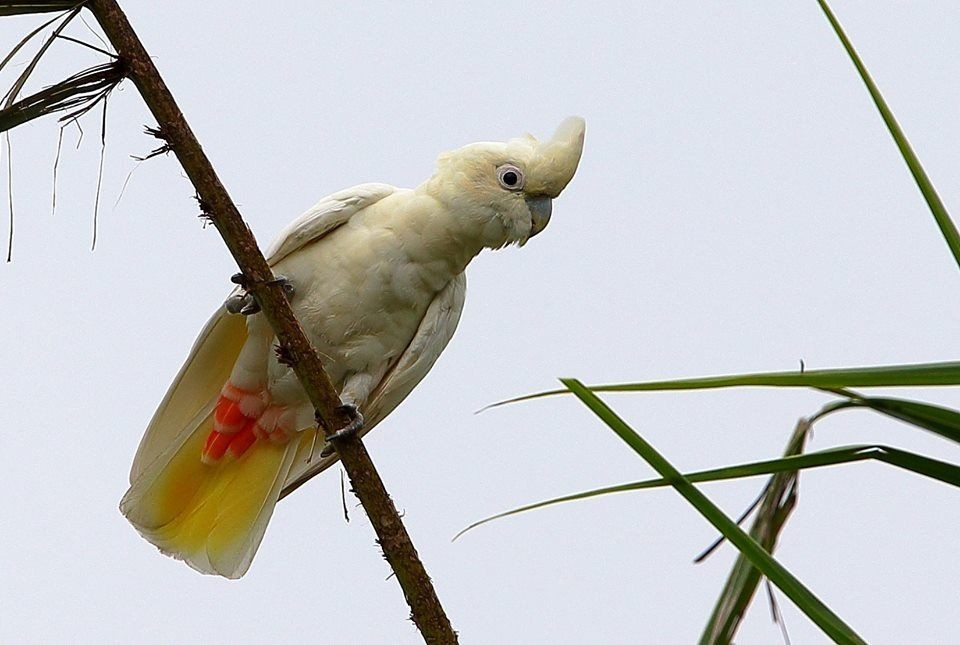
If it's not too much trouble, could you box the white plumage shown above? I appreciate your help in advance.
[121,118,585,578]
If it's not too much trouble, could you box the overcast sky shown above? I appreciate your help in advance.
[2,2,959,643]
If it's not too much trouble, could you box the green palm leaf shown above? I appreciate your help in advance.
[559,379,865,644]
[816,0,960,270]
[456,443,960,539]
[486,361,960,409]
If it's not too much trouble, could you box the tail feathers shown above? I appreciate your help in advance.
[121,410,305,579]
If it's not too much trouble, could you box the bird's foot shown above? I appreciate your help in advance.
[318,442,336,459]
[224,292,259,315]
[326,403,365,441]
[225,273,294,316]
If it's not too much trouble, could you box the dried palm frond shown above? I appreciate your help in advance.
[0,1,80,16]
[0,59,125,132]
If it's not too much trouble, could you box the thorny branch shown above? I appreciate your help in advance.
[4,2,458,642]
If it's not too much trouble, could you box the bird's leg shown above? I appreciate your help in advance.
[318,441,336,459]
[313,404,362,459]
[225,273,295,316]
[323,373,375,442]
[325,402,365,441]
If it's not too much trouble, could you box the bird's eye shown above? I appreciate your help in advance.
[496,164,524,191]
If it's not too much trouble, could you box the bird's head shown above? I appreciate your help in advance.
[421,117,585,249]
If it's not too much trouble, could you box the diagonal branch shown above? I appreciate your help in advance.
[82,2,456,642]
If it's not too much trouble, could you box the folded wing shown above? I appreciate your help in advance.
[128,183,397,484]
[280,272,467,498]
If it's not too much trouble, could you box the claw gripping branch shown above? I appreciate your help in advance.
[86,1,457,640]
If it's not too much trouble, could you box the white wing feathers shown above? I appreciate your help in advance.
[280,272,466,497]
[132,181,459,496]
[129,311,246,484]
[364,273,466,427]
[130,184,395,484]
[265,183,396,264]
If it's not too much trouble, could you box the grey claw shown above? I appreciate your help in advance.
[224,293,246,314]
[225,292,260,315]
[225,274,292,316]
[267,274,295,298]
[327,404,364,441]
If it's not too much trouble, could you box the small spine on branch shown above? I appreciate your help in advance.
[131,124,172,160]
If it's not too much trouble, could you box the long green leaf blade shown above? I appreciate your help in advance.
[487,361,960,408]
[816,0,960,270]
[456,444,960,539]
[562,379,865,645]
[829,393,960,446]
[878,446,960,487]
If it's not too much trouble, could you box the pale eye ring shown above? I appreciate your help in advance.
[496,164,525,191]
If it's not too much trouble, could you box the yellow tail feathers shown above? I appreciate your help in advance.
[121,411,312,579]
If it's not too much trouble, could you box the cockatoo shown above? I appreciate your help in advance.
[121,117,585,579]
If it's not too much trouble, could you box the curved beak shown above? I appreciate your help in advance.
[526,196,553,237]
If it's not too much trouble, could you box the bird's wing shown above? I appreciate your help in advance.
[129,310,246,483]
[279,272,467,498]
[129,183,397,484]
[264,183,396,265]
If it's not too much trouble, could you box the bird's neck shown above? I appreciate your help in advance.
[351,189,484,293]
[413,180,512,260]
[371,189,487,291]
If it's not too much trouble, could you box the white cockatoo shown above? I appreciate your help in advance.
[121,117,585,578]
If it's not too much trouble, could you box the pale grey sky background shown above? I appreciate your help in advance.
[2,2,959,643]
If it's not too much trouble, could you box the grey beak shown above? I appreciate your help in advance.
[526,196,553,237]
